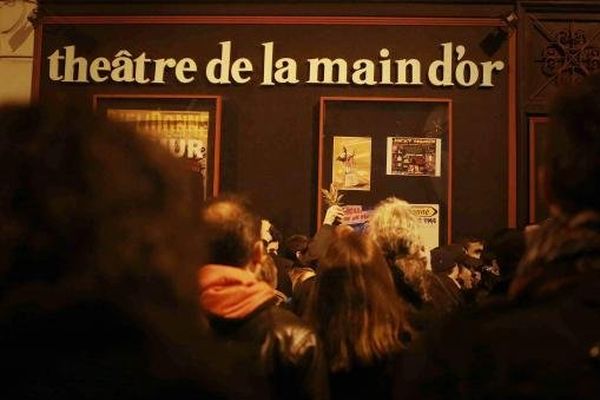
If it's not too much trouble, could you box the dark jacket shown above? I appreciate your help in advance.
[210,301,329,400]
[426,273,465,315]
[329,356,400,400]
[397,212,600,399]
[271,254,294,298]
[387,264,461,333]
[389,265,425,310]
[291,274,315,317]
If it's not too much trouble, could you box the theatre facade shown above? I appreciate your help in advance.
[33,0,600,246]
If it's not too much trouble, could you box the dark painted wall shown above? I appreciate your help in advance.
[36,2,516,240]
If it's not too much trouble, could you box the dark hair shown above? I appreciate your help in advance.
[269,224,282,244]
[487,228,525,280]
[283,234,310,261]
[201,195,261,267]
[459,236,484,248]
[306,230,409,372]
[0,104,203,302]
[0,104,250,399]
[546,73,600,213]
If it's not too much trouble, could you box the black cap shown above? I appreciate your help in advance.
[431,244,463,274]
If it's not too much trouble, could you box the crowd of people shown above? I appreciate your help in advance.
[1,75,599,399]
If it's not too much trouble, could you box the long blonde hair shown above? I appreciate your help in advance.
[306,230,410,372]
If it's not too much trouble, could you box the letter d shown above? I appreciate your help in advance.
[206,41,232,84]
[428,42,454,87]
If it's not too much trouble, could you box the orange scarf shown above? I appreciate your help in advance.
[198,264,276,319]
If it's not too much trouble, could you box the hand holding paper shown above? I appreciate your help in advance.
[323,205,345,226]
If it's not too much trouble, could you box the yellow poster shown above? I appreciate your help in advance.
[107,109,209,195]
[332,136,371,191]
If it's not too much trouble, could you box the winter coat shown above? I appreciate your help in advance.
[199,264,329,400]
[397,212,600,399]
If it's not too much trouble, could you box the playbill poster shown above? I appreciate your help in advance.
[409,204,440,252]
[386,137,442,177]
[106,109,209,196]
[332,136,372,191]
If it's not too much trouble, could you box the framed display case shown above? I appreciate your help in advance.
[93,94,222,198]
[318,96,452,248]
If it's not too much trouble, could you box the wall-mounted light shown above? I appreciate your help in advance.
[480,11,519,57]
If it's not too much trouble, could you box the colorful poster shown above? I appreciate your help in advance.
[107,109,209,195]
[409,204,440,252]
[332,136,372,191]
[341,205,373,226]
[386,137,442,177]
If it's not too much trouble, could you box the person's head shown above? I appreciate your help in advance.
[0,104,203,303]
[369,197,429,299]
[431,244,462,279]
[487,228,526,283]
[258,254,278,289]
[460,237,485,260]
[0,104,242,398]
[201,196,265,271]
[542,73,600,215]
[282,234,310,262]
[306,230,409,372]
[369,197,423,261]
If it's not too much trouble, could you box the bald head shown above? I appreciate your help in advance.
[201,197,261,267]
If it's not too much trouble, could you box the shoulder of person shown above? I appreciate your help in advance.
[263,307,319,362]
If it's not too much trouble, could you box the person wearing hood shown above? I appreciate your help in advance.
[197,196,329,400]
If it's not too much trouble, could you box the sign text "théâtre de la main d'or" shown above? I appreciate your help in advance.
[47,41,505,88]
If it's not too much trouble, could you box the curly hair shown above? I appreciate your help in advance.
[368,197,430,302]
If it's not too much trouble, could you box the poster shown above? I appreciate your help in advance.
[341,205,372,225]
[332,136,372,191]
[386,137,442,177]
[409,204,440,252]
[340,205,372,232]
[106,109,209,195]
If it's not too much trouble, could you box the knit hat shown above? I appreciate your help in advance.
[431,244,463,274]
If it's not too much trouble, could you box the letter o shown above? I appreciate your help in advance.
[455,60,479,87]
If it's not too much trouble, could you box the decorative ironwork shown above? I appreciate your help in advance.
[536,20,600,86]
